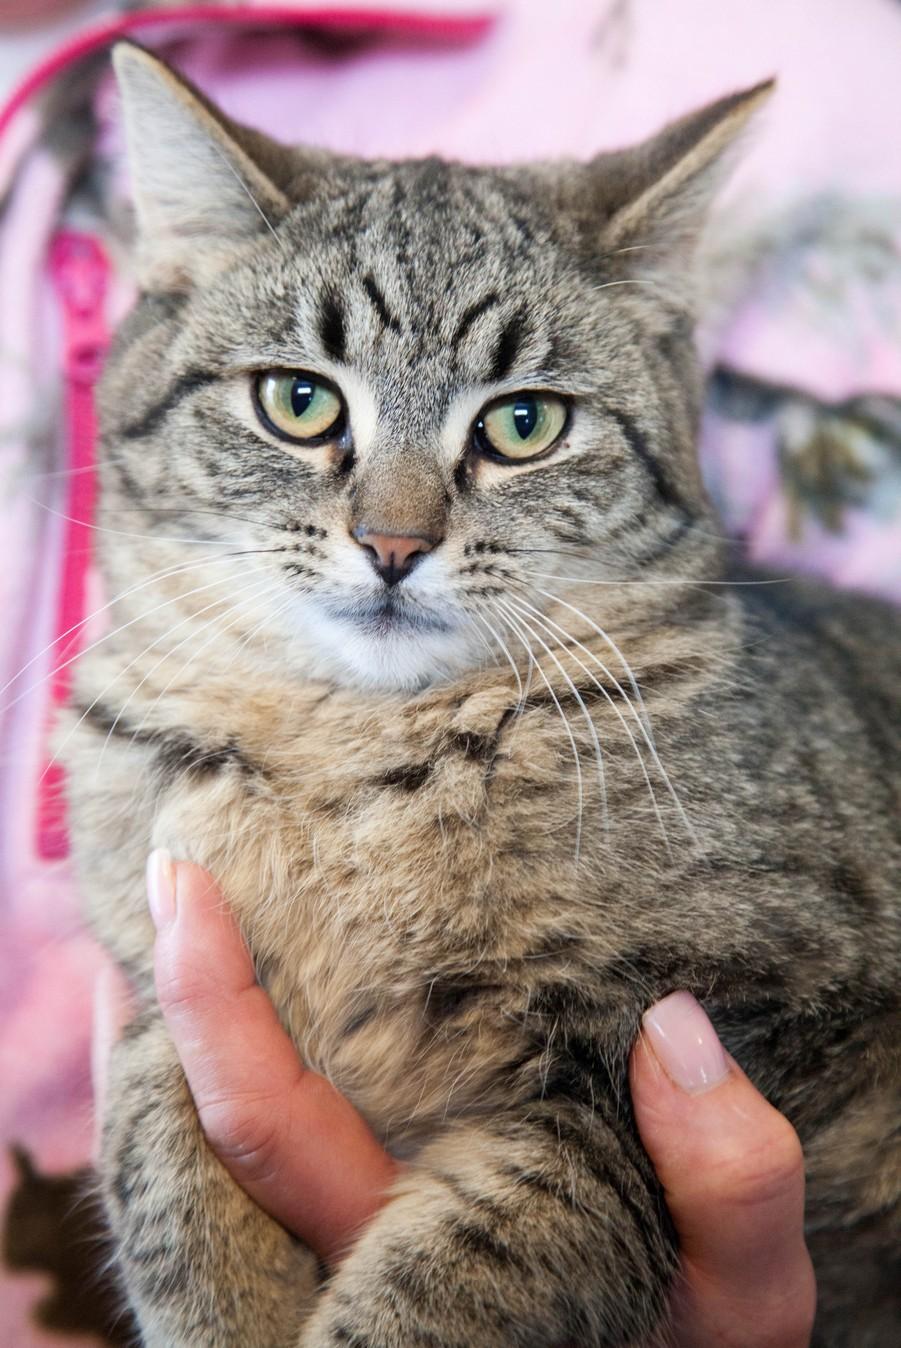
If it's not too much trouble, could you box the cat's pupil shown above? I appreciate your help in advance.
[291,379,315,417]
[513,399,538,440]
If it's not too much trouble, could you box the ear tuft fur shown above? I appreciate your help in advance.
[590,79,775,274]
[112,42,290,290]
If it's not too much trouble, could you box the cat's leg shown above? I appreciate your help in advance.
[101,1011,317,1348]
[300,1103,676,1348]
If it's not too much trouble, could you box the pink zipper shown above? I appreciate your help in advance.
[37,232,109,860]
[0,5,495,145]
[8,9,493,859]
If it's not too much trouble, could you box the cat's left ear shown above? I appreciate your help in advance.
[112,42,291,291]
[583,80,774,274]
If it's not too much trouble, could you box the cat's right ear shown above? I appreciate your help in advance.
[112,42,290,291]
[577,80,774,283]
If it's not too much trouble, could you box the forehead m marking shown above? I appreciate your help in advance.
[120,368,217,441]
[452,293,500,349]
[490,313,526,384]
[317,290,347,364]
[362,274,402,335]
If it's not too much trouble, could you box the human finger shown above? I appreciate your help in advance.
[147,850,399,1264]
[630,992,816,1348]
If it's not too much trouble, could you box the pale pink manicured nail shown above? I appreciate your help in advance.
[642,991,729,1094]
[146,849,176,928]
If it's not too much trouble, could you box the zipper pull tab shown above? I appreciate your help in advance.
[50,231,109,384]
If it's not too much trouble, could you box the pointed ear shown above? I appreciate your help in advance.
[112,42,290,290]
[588,80,774,274]
[9,1144,37,1183]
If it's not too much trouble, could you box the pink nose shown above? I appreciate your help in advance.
[352,529,437,586]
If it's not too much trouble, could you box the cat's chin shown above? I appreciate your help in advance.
[289,596,484,693]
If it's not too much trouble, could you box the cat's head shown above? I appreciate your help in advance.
[101,44,768,691]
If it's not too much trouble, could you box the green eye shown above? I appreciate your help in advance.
[255,371,344,441]
[474,393,568,462]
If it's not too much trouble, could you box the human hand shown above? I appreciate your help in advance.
[631,993,816,1346]
[94,856,815,1344]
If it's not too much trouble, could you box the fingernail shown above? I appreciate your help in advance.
[642,991,729,1094]
[146,849,176,928]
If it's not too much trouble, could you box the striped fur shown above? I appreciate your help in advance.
[59,46,899,1348]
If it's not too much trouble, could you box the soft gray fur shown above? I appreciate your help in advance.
[59,43,899,1348]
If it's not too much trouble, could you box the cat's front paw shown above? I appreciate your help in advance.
[300,1320,374,1348]
[301,1329,409,1348]
[300,1310,389,1348]
[299,1302,507,1348]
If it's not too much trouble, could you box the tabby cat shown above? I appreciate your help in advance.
[59,42,900,1348]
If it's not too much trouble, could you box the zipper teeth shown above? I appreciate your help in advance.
[12,11,493,857]
[0,5,494,145]
[37,231,109,861]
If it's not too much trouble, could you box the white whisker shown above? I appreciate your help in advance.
[130,581,298,801]
[91,570,278,780]
[520,589,700,852]
[518,568,792,587]
[499,599,608,837]
[26,496,251,546]
[507,597,671,851]
[209,141,286,253]
[48,569,271,786]
[493,599,585,864]
[130,576,290,746]
[590,278,660,292]
[0,550,271,716]
[470,608,524,707]
[102,504,290,534]
[530,589,653,741]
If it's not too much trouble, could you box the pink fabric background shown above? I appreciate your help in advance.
[1,2,899,1341]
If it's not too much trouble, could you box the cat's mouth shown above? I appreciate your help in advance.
[299,591,478,689]
[323,595,454,637]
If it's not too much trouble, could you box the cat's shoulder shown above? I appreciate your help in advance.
[732,566,900,662]
[726,566,899,738]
